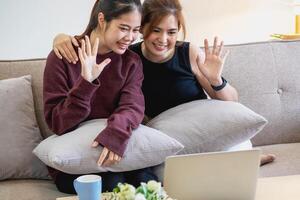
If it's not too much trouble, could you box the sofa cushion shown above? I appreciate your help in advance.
[147,99,267,154]
[223,41,300,146]
[259,143,300,177]
[0,180,68,200]
[33,119,184,174]
[0,75,49,180]
[0,59,53,139]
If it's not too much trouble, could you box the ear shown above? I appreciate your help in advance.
[97,12,105,28]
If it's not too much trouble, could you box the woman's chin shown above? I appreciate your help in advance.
[112,48,127,55]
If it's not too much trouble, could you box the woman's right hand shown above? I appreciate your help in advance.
[53,33,79,64]
[78,35,111,83]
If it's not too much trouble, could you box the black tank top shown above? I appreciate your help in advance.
[130,41,207,118]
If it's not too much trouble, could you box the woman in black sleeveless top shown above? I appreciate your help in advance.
[130,42,209,118]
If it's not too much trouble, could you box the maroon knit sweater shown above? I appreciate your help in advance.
[43,49,144,178]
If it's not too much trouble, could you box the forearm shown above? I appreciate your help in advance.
[213,83,239,101]
[95,97,144,156]
[95,61,145,156]
[195,73,239,102]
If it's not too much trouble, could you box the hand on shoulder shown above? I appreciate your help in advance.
[53,33,79,64]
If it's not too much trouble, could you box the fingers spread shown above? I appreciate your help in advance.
[96,58,111,70]
[81,39,87,59]
[78,47,85,75]
[85,35,92,56]
[213,36,218,54]
[204,39,209,55]
[78,48,83,63]
[217,41,224,56]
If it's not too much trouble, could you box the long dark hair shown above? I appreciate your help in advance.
[76,0,142,40]
[141,0,186,40]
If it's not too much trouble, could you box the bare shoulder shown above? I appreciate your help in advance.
[189,43,199,60]
[190,43,205,62]
[188,43,204,73]
[189,43,198,65]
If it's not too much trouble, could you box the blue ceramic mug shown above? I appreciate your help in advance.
[74,175,102,200]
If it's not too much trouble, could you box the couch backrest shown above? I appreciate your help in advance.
[0,59,53,138]
[223,40,300,146]
[1,40,300,145]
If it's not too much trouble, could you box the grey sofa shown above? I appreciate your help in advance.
[0,40,300,200]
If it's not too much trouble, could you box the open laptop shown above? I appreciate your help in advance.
[163,149,261,200]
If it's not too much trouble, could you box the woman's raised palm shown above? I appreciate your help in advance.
[78,35,111,82]
[197,37,228,85]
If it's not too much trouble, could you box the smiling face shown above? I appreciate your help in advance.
[99,9,142,54]
[142,14,179,63]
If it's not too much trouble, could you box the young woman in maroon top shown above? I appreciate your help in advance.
[44,0,158,194]
[52,0,275,174]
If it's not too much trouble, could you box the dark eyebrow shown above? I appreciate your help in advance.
[119,24,130,28]
[119,24,140,29]
[153,26,178,31]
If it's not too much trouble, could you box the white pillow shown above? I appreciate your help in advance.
[147,99,268,154]
[33,119,183,174]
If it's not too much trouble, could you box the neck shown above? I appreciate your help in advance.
[141,42,175,63]
[90,29,112,55]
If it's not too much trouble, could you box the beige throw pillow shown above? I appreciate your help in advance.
[0,75,49,180]
[33,119,183,174]
[147,99,268,154]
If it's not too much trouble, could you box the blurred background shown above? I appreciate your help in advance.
[0,0,295,60]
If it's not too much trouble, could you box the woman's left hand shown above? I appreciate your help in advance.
[196,37,229,86]
[92,141,122,167]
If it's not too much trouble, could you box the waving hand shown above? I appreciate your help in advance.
[196,37,229,86]
[78,35,111,83]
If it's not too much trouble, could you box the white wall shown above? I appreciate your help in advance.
[0,0,94,60]
[0,0,295,60]
[181,0,294,46]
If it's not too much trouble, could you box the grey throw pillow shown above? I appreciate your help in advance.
[33,119,183,174]
[0,75,49,180]
[147,99,268,154]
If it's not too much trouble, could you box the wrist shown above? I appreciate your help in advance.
[81,75,93,83]
[211,77,227,91]
[85,77,93,83]
[209,77,223,86]
[82,76,94,83]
